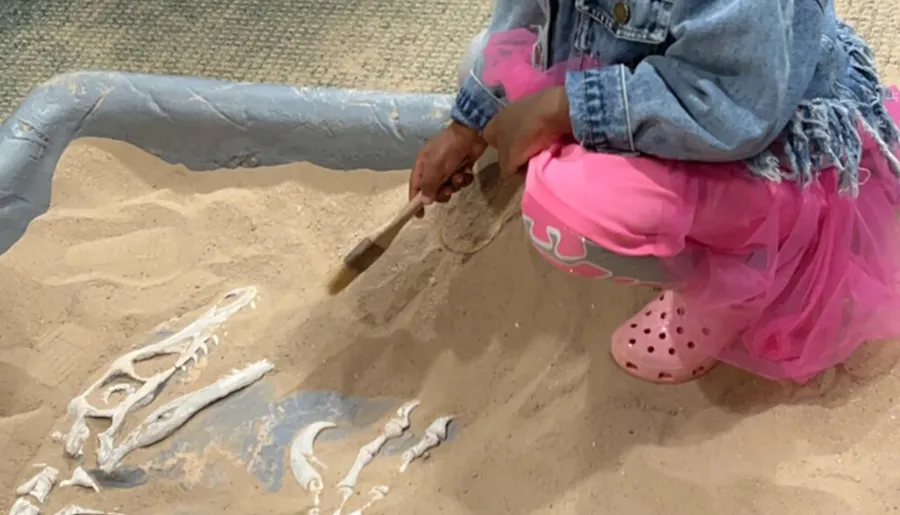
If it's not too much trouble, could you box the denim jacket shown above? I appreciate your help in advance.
[453,0,900,194]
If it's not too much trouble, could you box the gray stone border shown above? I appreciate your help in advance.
[0,71,452,254]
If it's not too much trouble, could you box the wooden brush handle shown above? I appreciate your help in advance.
[371,193,426,247]
[389,193,426,226]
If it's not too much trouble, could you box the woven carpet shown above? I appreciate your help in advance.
[0,0,898,119]
[0,0,492,117]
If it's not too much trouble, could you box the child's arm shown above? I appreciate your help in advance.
[567,0,822,162]
[452,0,545,132]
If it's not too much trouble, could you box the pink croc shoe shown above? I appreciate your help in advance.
[611,291,734,384]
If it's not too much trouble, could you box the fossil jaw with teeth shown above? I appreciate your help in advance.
[58,287,257,459]
[98,359,274,473]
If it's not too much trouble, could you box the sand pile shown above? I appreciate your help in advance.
[0,138,899,514]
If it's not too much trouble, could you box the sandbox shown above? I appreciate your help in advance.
[1,73,899,515]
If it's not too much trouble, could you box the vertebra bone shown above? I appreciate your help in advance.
[290,421,336,508]
[59,467,100,492]
[399,415,454,472]
[8,498,40,515]
[15,465,58,503]
[99,359,274,472]
[52,507,123,515]
[60,287,257,459]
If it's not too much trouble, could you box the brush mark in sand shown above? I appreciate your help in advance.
[99,360,275,473]
[56,287,257,460]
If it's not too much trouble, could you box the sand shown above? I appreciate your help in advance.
[1,138,899,514]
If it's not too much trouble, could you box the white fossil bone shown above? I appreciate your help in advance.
[101,384,136,405]
[61,287,257,458]
[290,421,336,508]
[99,359,274,472]
[15,465,59,504]
[59,467,100,492]
[51,507,123,515]
[9,498,40,515]
[333,400,419,514]
[346,485,389,515]
[399,415,454,472]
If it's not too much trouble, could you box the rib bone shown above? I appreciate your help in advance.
[59,467,100,492]
[290,421,336,508]
[99,359,274,472]
[60,287,257,458]
[399,415,454,472]
[15,465,58,504]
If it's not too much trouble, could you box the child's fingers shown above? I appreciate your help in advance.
[451,172,474,190]
[435,185,454,203]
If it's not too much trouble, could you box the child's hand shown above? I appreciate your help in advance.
[483,86,571,178]
[409,121,487,217]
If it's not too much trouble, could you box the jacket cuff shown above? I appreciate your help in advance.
[451,74,504,132]
[565,65,634,152]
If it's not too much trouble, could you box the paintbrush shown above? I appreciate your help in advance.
[325,192,426,295]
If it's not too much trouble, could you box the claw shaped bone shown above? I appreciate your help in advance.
[60,287,257,458]
[290,421,336,508]
[99,359,274,472]
[59,467,100,492]
[16,465,58,503]
[334,400,419,513]
[399,415,454,472]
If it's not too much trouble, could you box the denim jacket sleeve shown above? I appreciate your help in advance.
[451,0,546,131]
[566,0,821,161]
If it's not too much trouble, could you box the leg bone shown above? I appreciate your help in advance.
[399,415,454,472]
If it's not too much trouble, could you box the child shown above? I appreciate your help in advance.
[409,0,900,385]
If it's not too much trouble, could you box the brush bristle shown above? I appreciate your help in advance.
[325,265,361,295]
[325,237,389,295]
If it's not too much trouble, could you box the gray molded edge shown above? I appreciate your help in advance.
[0,71,454,254]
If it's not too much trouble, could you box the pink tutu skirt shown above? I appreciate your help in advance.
[484,29,900,382]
